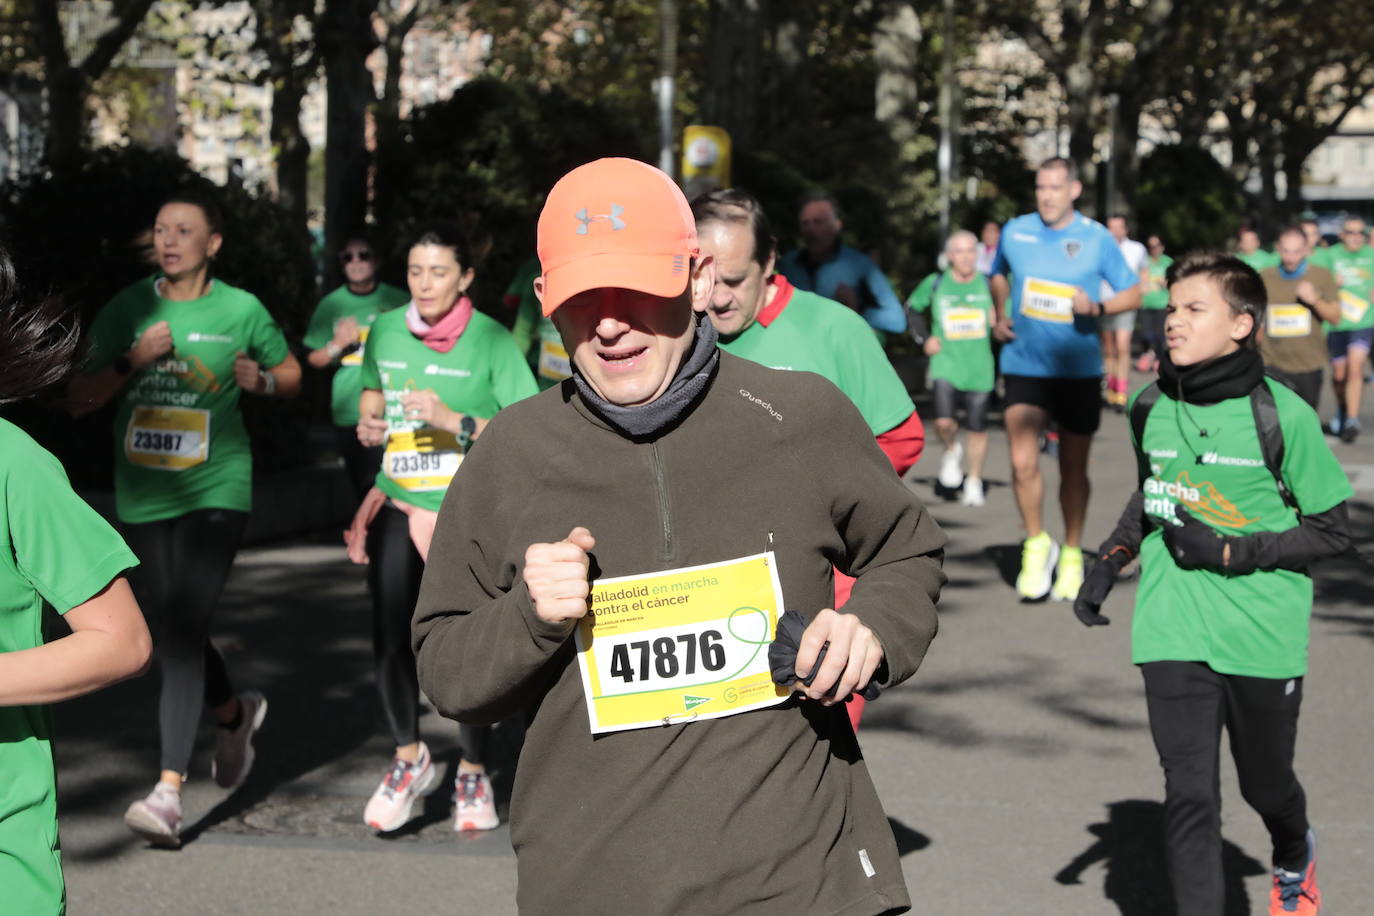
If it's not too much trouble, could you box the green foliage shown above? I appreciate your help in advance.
[0,145,318,484]
[2,144,315,333]
[374,76,646,311]
[1135,145,1246,256]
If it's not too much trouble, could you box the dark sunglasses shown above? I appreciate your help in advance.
[341,250,374,263]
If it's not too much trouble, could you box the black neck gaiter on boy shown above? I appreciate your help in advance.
[1157,346,1265,406]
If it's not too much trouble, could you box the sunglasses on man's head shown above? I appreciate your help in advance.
[342,250,374,263]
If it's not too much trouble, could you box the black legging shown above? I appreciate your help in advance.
[367,502,488,765]
[1141,660,1309,916]
[123,508,247,775]
[335,425,384,502]
[1139,309,1166,359]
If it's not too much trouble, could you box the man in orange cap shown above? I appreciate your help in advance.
[413,158,944,916]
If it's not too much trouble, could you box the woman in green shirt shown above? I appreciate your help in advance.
[68,191,302,848]
[344,224,537,835]
[0,247,152,914]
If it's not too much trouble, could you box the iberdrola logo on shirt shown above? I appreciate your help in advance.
[1143,471,1259,529]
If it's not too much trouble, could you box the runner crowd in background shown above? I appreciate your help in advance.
[2,151,1365,916]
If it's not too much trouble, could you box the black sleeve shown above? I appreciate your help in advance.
[1228,501,1352,574]
[1097,491,1145,561]
[907,309,930,346]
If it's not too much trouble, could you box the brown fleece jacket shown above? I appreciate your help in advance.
[414,351,945,916]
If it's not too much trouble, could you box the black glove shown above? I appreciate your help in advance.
[1161,504,1230,571]
[768,610,882,701]
[1073,547,1133,626]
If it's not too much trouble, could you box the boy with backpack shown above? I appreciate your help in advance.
[1073,252,1352,916]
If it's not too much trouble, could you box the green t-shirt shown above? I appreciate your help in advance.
[85,277,291,524]
[0,419,139,915]
[1141,254,1174,310]
[906,272,996,393]
[718,281,914,435]
[1316,245,1374,331]
[508,259,569,392]
[1237,249,1279,273]
[1130,378,1352,678]
[303,283,409,425]
[360,307,538,511]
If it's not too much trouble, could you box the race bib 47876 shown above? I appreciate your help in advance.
[574,553,789,734]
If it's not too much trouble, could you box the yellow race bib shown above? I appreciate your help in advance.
[340,326,370,367]
[942,307,988,341]
[124,406,210,471]
[1267,304,1312,338]
[1021,277,1078,324]
[574,553,789,734]
[383,427,462,492]
[1339,290,1369,325]
[538,338,572,381]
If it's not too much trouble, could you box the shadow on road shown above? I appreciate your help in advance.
[887,816,931,856]
[1055,799,1264,916]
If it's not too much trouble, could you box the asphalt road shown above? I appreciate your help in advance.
[54,371,1373,915]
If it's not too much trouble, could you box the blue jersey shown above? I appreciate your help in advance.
[778,244,907,334]
[990,212,1139,378]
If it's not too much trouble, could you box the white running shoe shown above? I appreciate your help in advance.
[212,689,268,789]
[124,781,183,849]
[961,477,985,507]
[364,742,438,833]
[453,771,500,832]
[938,443,964,489]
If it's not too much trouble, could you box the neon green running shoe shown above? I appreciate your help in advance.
[1016,531,1060,600]
[1051,547,1084,602]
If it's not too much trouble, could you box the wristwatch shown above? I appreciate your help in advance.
[460,415,477,440]
[1095,301,1106,317]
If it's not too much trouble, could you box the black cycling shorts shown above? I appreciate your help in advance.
[1002,373,1102,435]
[931,379,990,432]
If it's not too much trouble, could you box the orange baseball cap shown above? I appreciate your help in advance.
[536,158,699,316]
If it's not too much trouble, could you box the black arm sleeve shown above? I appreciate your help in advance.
[1097,491,1146,560]
[1227,501,1353,574]
[907,309,930,346]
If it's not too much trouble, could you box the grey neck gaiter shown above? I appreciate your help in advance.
[573,316,720,440]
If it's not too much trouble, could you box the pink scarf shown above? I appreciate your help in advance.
[406,296,473,353]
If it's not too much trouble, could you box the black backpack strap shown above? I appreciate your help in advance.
[1129,382,1161,487]
[1249,379,1298,513]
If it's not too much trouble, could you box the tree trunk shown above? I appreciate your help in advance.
[1256,132,1279,241]
[255,1,314,237]
[763,0,810,139]
[320,0,376,269]
[1064,61,1099,212]
[702,0,761,148]
[873,2,920,153]
[43,70,86,167]
[1109,86,1142,219]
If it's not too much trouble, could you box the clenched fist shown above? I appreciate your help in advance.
[523,527,597,624]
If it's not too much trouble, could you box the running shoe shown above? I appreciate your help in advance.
[1270,829,1321,915]
[1340,417,1360,444]
[961,477,986,507]
[1040,431,1060,458]
[1134,352,1156,373]
[453,771,500,832]
[938,443,964,489]
[1016,532,1060,600]
[123,781,182,849]
[212,689,268,789]
[1051,547,1085,602]
[364,742,438,833]
[1325,413,1344,436]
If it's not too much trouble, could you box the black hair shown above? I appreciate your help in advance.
[410,221,475,271]
[690,188,778,268]
[157,188,224,237]
[797,190,843,222]
[0,246,79,405]
[1037,156,1079,183]
[1165,251,1265,347]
